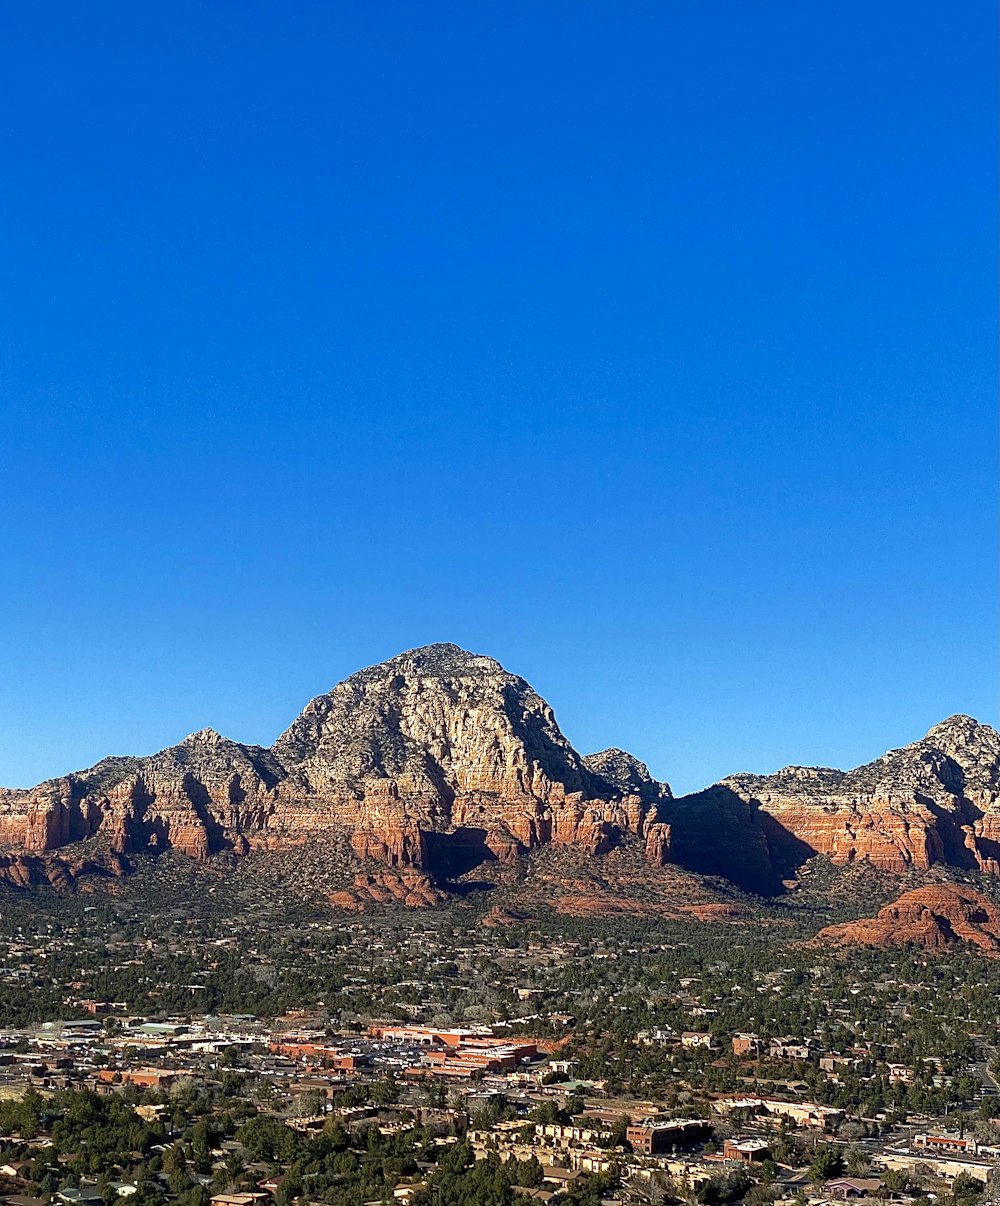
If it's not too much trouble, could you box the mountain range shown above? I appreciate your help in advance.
[0,643,997,901]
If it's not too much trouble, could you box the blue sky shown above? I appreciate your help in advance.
[1,2,996,796]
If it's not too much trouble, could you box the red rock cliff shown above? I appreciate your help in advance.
[715,715,1000,879]
[0,645,672,885]
[818,883,1000,955]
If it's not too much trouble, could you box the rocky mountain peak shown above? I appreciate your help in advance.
[270,644,585,800]
[345,643,508,684]
[853,714,1000,800]
[183,728,225,745]
[702,713,1000,887]
[925,713,987,738]
[0,642,993,904]
[262,645,666,877]
[919,714,999,763]
[582,748,672,803]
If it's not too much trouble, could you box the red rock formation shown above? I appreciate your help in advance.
[681,902,743,921]
[0,643,996,904]
[480,905,528,927]
[818,884,1000,955]
[0,645,673,892]
[328,869,448,911]
[715,716,1000,881]
[0,850,127,891]
[493,839,744,920]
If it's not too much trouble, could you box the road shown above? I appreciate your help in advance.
[973,1059,1000,1096]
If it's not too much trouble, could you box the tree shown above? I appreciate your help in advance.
[167,1168,192,1196]
[275,1172,303,1206]
[844,1145,871,1176]
[235,1116,300,1163]
[697,1167,750,1204]
[951,1173,983,1204]
[178,1189,210,1206]
[512,1157,544,1188]
[744,1187,777,1206]
[807,1145,844,1183]
[880,1169,911,1195]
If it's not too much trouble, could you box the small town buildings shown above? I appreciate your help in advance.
[535,1124,611,1149]
[713,1096,844,1130]
[916,1133,979,1156]
[55,1191,103,1206]
[637,1029,676,1047]
[731,1033,761,1058]
[819,1055,860,1073]
[767,1038,815,1061]
[880,1150,995,1185]
[823,1177,883,1198]
[722,1139,769,1163]
[627,1119,711,1155]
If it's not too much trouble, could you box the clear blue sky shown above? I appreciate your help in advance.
[1,2,996,796]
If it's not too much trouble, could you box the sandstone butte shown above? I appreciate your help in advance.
[0,643,996,897]
[817,884,1000,955]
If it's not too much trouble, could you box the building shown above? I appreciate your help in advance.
[96,1068,180,1090]
[535,1124,611,1148]
[637,1029,676,1046]
[713,1096,843,1130]
[880,1150,996,1185]
[722,1139,769,1163]
[916,1133,979,1156]
[819,1055,859,1073]
[627,1119,710,1155]
[768,1038,815,1061]
[569,1151,614,1174]
[824,1177,883,1198]
[370,1025,486,1046]
[732,1034,761,1058]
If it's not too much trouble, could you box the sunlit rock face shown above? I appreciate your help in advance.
[713,714,1000,878]
[0,643,996,900]
[819,883,1000,955]
[0,644,671,885]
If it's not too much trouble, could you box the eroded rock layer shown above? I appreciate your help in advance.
[714,715,1000,882]
[0,645,672,888]
[818,884,1000,955]
[0,644,996,899]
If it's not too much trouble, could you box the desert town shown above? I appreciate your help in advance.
[2,886,1000,1206]
[0,1008,999,1206]
[2,0,993,1203]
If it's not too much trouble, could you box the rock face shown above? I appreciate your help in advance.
[582,749,669,806]
[701,716,1000,886]
[0,644,996,900]
[652,784,781,894]
[0,851,128,891]
[0,645,671,889]
[0,730,285,868]
[328,869,449,912]
[818,884,1000,955]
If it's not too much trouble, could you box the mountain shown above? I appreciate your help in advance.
[0,644,672,890]
[818,884,1000,955]
[684,714,1000,888]
[0,644,995,902]
[581,749,671,807]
